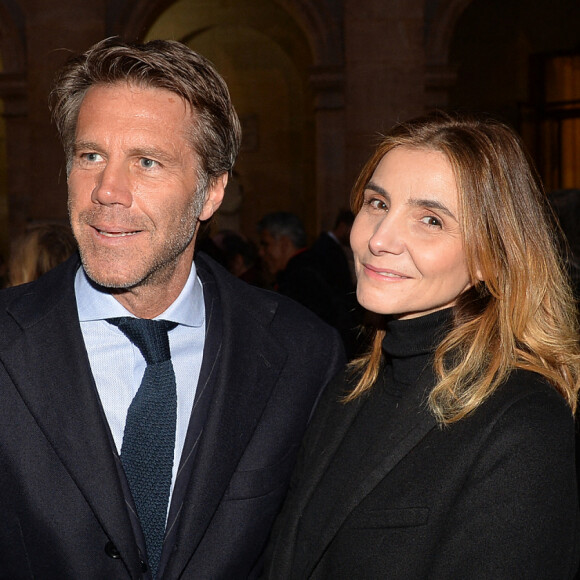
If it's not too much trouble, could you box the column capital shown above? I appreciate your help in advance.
[309,65,345,110]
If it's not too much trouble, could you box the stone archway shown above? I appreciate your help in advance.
[275,0,346,230]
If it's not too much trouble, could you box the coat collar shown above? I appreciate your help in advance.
[270,370,437,578]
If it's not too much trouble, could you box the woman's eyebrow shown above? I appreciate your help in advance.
[408,197,457,220]
[365,181,390,198]
[366,180,457,221]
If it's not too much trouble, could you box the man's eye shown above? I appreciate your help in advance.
[82,152,102,163]
[139,158,158,169]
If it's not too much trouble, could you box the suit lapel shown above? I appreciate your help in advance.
[165,254,288,577]
[305,414,436,577]
[266,379,366,574]
[0,257,140,570]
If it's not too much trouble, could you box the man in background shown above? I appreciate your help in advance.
[309,210,363,358]
[309,209,355,294]
[259,210,363,358]
[0,38,344,579]
[258,211,336,325]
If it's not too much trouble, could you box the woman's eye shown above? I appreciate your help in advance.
[368,198,387,211]
[421,216,442,227]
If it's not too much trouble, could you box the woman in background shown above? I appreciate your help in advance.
[264,111,580,578]
[9,223,77,286]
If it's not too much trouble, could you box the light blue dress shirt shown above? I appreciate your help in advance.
[75,263,205,505]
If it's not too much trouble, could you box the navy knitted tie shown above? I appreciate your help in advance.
[107,317,178,579]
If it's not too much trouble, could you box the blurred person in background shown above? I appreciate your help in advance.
[258,211,336,325]
[8,223,77,286]
[212,229,266,287]
[548,188,580,301]
[310,209,364,359]
[309,209,356,292]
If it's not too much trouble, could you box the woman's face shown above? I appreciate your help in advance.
[350,146,473,319]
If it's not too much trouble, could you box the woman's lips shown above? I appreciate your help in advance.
[363,263,410,279]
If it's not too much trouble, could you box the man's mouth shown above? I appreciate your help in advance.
[97,229,139,238]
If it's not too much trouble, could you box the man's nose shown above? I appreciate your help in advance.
[91,161,133,207]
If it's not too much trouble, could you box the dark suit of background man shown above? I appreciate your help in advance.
[258,211,337,326]
[0,38,344,579]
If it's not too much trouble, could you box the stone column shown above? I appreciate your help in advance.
[343,0,426,187]
[0,74,28,253]
[20,0,107,223]
[310,64,347,232]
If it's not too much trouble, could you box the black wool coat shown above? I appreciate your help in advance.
[264,365,580,579]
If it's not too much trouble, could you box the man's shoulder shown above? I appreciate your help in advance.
[0,254,79,322]
[195,251,340,337]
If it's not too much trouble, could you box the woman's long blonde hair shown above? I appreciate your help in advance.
[347,111,580,424]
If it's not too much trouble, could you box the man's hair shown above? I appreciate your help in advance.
[257,211,307,249]
[49,37,241,188]
[348,110,580,423]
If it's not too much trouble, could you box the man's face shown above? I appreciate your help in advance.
[68,82,224,294]
[259,230,292,275]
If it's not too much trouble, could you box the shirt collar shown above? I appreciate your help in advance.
[75,261,204,327]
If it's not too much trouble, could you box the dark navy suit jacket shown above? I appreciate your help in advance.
[0,252,344,579]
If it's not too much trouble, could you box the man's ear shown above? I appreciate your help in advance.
[199,173,228,221]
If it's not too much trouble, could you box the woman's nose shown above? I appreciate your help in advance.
[368,214,405,255]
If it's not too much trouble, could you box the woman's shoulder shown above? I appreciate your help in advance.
[314,365,372,410]
[462,368,575,450]
[310,367,357,415]
[488,368,572,417]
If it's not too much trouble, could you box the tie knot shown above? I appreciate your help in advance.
[107,317,177,364]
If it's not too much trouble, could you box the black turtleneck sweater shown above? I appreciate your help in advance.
[380,307,451,401]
